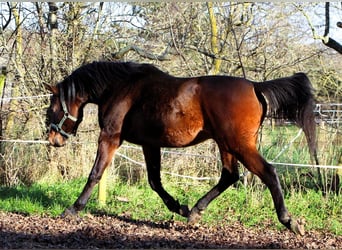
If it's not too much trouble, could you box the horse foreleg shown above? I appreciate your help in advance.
[62,133,118,217]
[188,151,239,224]
[142,145,190,217]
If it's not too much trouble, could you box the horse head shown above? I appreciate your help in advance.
[45,81,84,147]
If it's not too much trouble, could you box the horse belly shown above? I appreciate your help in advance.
[163,114,204,147]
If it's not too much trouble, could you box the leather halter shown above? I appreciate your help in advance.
[50,86,77,138]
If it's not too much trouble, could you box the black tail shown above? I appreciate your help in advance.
[253,73,319,165]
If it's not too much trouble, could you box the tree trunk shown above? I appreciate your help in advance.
[0,66,7,139]
[48,2,58,83]
[6,3,23,138]
[207,2,222,75]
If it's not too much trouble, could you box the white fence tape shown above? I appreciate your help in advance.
[270,162,342,170]
[0,139,50,144]
[0,94,52,102]
[1,139,340,171]
[0,96,340,177]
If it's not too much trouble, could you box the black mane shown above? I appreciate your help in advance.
[59,61,167,103]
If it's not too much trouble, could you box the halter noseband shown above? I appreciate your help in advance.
[50,87,78,138]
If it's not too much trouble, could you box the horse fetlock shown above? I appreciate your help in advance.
[277,212,305,235]
[170,202,189,218]
[278,213,291,225]
[165,199,181,214]
[187,207,203,225]
[61,206,78,218]
[179,204,190,217]
[289,218,305,236]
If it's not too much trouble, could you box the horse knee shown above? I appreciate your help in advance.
[89,169,104,184]
[231,171,240,183]
[148,180,158,191]
[220,166,240,188]
[147,173,161,191]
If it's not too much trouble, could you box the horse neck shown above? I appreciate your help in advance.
[61,80,89,116]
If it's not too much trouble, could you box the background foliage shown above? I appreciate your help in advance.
[0,2,340,194]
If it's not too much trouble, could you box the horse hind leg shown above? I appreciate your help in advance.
[188,150,240,224]
[238,147,305,235]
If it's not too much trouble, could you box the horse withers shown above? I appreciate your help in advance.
[45,61,318,235]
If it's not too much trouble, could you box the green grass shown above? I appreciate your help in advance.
[0,178,341,235]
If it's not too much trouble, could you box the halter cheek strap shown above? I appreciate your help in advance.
[50,87,78,139]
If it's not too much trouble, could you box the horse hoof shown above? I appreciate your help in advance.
[290,218,305,236]
[61,207,77,218]
[187,207,202,225]
[179,205,190,217]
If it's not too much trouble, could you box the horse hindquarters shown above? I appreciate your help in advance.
[200,78,304,234]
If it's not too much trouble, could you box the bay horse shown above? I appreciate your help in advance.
[45,61,318,235]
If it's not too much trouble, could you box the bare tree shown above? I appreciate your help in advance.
[297,2,342,54]
[0,2,340,186]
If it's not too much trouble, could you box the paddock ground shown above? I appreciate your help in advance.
[0,212,340,249]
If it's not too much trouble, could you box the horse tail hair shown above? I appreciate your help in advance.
[253,73,319,165]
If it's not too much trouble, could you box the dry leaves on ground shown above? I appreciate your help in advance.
[0,212,341,249]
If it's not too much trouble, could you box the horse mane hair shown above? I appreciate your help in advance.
[59,61,167,103]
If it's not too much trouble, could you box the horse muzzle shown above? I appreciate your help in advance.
[48,130,67,147]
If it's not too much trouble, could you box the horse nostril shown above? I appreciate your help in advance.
[48,134,66,147]
[56,138,66,147]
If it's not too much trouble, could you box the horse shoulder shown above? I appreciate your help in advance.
[162,79,205,146]
[99,93,136,132]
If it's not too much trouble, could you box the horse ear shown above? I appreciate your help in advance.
[43,83,58,94]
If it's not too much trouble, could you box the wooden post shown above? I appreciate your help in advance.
[98,168,108,205]
[0,66,6,98]
[0,66,7,140]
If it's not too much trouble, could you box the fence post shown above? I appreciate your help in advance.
[0,66,7,140]
[98,168,108,205]
[0,66,6,98]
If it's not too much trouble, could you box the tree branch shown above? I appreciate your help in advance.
[297,3,342,54]
[111,44,171,61]
[82,2,104,64]
[323,2,330,37]
[1,3,12,32]
[322,37,342,54]
[322,2,342,54]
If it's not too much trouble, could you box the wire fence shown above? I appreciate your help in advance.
[0,94,341,186]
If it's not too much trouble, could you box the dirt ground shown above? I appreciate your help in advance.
[0,212,341,249]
